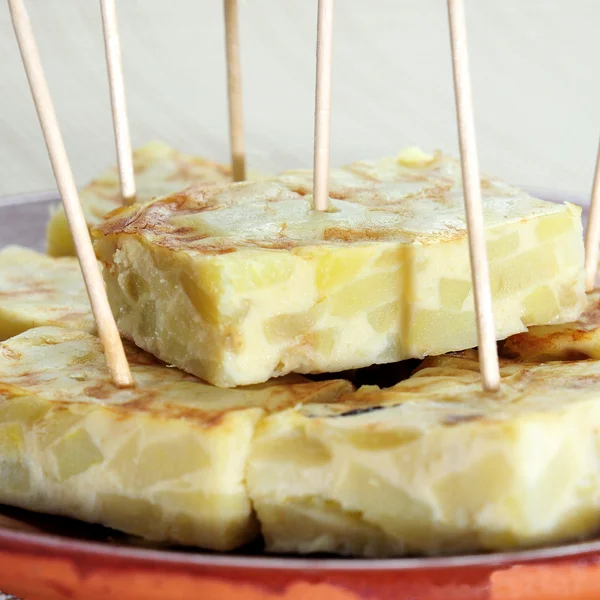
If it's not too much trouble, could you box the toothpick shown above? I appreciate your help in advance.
[312,0,334,212]
[8,0,134,388]
[447,0,500,392]
[100,0,136,205]
[584,138,600,291]
[224,0,246,182]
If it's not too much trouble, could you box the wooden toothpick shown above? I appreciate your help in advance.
[584,138,600,291]
[100,0,136,205]
[9,0,134,388]
[447,0,500,392]
[313,0,334,212]
[224,0,246,182]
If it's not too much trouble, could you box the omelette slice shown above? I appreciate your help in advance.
[249,354,600,557]
[0,246,93,340]
[502,290,600,361]
[93,148,586,388]
[46,141,257,257]
[0,327,351,550]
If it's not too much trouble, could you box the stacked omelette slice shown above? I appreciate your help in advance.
[2,144,600,557]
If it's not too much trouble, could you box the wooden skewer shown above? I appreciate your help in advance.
[584,138,600,291]
[8,0,134,388]
[447,0,500,392]
[224,0,246,182]
[100,0,136,205]
[312,0,334,212]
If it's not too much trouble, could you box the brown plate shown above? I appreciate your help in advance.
[0,188,598,600]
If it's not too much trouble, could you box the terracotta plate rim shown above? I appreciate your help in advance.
[5,525,600,572]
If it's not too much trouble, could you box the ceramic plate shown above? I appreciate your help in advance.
[0,189,599,600]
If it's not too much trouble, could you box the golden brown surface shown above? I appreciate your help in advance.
[0,246,93,340]
[502,290,600,361]
[46,141,259,256]
[93,150,573,251]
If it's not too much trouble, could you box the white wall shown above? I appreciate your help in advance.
[1,0,599,196]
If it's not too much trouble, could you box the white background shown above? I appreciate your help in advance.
[1,0,599,196]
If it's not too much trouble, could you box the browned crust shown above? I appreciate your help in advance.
[502,294,600,361]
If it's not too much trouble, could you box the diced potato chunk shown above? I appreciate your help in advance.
[0,423,24,461]
[52,428,104,481]
[522,285,561,324]
[439,279,471,311]
[487,232,519,260]
[1,462,31,494]
[491,244,559,298]
[410,309,476,353]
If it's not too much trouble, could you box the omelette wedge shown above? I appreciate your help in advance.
[249,354,600,557]
[502,290,600,361]
[0,327,351,550]
[0,246,93,340]
[46,141,258,257]
[93,148,586,387]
